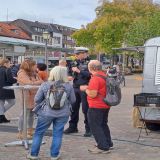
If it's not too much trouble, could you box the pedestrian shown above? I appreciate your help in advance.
[17,59,43,139]
[0,59,17,123]
[48,59,72,81]
[64,48,91,137]
[27,66,76,160]
[37,63,48,81]
[80,60,113,154]
[58,59,67,67]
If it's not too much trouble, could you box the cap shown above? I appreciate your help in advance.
[74,47,89,54]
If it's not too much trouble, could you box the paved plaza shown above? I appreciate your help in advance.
[0,74,160,160]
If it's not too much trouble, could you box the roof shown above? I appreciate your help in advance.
[11,19,62,35]
[0,22,31,40]
[0,36,74,53]
[113,46,145,53]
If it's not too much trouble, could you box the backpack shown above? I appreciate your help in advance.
[46,81,67,110]
[95,74,121,106]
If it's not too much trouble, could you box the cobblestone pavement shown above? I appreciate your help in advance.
[0,74,160,160]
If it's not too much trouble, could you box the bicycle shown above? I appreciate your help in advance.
[117,72,126,87]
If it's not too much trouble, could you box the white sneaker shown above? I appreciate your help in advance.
[88,147,110,154]
[26,154,40,160]
[51,155,61,160]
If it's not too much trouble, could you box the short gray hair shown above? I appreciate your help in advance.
[88,60,102,71]
[48,66,68,82]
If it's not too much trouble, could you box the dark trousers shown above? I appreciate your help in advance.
[88,108,113,150]
[69,88,90,131]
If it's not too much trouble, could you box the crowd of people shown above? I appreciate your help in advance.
[0,49,113,160]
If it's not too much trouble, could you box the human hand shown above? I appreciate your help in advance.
[68,76,74,81]
[72,67,80,73]
[80,85,88,91]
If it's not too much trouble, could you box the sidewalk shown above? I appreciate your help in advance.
[0,74,160,160]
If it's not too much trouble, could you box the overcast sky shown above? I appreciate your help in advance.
[1,0,160,29]
[0,0,99,29]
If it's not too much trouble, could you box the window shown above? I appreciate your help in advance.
[11,29,19,34]
[54,37,61,44]
[63,35,67,40]
[35,36,38,42]
[38,36,40,42]
[41,37,44,43]
[67,36,72,40]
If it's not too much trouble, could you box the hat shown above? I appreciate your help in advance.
[74,47,89,54]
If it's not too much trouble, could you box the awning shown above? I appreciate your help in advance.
[0,36,74,53]
[112,46,145,53]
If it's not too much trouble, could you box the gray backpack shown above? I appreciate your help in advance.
[96,74,121,106]
[46,81,67,110]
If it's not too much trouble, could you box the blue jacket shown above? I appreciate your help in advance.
[34,81,76,118]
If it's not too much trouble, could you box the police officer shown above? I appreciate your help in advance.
[64,48,91,137]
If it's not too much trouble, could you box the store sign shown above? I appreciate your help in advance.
[14,46,26,53]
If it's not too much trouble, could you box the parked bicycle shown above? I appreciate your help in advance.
[107,66,126,87]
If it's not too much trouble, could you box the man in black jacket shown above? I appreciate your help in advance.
[64,48,92,137]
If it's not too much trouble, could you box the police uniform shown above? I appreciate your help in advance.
[64,49,91,136]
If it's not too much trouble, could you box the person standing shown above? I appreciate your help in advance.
[80,60,113,153]
[64,48,91,137]
[37,63,48,81]
[0,59,17,123]
[27,66,76,160]
[17,59,43,139]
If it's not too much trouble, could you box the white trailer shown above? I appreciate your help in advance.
[114,37,160,130]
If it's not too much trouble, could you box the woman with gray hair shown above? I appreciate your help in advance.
[27,66,76,160]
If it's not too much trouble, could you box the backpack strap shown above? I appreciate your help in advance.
[95,74,107,81]
[94,74,108,99]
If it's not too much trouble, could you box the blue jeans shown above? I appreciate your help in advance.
[30,115,69,157]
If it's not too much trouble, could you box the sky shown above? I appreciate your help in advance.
[0,0,99,29]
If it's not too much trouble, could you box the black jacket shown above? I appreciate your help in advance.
[68,59,91,88]
[0,66,17,99]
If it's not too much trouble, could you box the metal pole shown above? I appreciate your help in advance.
[44,40,48,72]
[2,49,5,58]
[123,53,125,72]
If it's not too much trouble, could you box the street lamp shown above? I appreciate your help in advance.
[43,31,50,72]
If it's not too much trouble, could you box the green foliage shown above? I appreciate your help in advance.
[72,0,160,55]
[125,12,160,46]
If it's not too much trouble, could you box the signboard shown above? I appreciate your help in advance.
[14,46,26,53]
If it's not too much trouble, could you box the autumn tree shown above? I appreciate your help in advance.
[72,0,160,55]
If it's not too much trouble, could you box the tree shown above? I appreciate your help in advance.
[125,12,160,46]
[72,0,160,55]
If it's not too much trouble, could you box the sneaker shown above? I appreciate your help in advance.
[64,127,78,134]
[0,115,10,123]
[83,131,92,137]
[51,155,61,160]
[109,146,114,150]
[88,146,110,154]
[26,154,40,160]
[95,144,114,150]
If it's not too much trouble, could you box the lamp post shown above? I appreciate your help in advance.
[43,31,50,72]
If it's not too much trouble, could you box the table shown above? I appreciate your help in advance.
[3,85,40,150]
[135,105,160,140]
